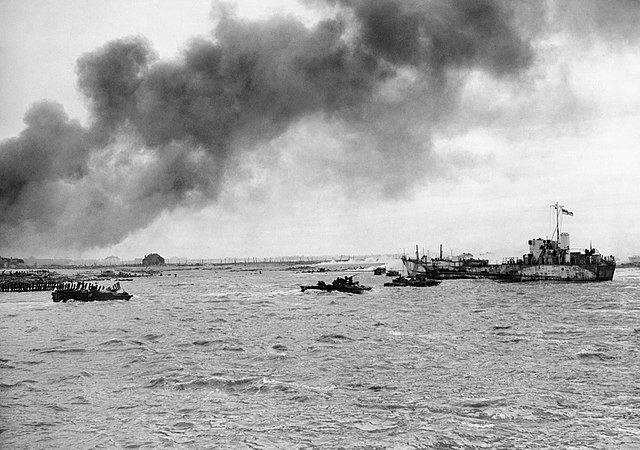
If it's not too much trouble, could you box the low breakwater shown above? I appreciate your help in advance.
[0,270,75,292]
[0,280,79,292]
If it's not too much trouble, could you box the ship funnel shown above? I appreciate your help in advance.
[560,232,570,263]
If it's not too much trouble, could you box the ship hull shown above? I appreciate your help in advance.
[402,258,478,279]
[403,258,615,282]
[490,263,615,282]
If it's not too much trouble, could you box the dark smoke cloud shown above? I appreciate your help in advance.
[0,102,93,228]
[331,0,534,75]
[3,0,582,255]
[76,36,156,139]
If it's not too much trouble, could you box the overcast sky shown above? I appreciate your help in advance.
[1,0,639,262]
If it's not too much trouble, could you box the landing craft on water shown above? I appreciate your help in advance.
[402,203,616,282]
[52,281,133,302]
[300,276,371,294]
[383,275,441,287]
[402,245,491,280]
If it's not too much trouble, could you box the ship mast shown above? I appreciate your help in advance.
[551,202,573,247]
[551,202,562,244]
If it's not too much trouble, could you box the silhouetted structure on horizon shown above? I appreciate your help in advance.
[142,253,165,266]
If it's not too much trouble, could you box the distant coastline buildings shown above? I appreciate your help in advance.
[104,255,120,266]
[1,256,25,269]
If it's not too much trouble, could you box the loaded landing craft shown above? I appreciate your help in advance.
[300,276,372,294]
[52,282,133,302]
[402,203,616,282]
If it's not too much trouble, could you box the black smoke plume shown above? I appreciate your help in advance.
[9,0,626,255]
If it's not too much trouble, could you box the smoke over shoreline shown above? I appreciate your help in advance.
[1,0,639,255]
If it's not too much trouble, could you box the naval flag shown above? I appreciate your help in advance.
[561,208,573,216]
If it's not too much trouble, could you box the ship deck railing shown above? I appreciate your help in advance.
[502,257,524,265]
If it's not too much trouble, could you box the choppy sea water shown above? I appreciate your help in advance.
[1,266,640,449]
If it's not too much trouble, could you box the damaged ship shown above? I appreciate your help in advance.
[402,203,616,282]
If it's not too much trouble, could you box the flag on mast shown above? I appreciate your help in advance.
[561,208,573,216]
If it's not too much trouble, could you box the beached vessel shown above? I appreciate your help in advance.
[402,246,490,280]
[403,203,616,282]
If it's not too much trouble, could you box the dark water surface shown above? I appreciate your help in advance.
[1,266,639,449]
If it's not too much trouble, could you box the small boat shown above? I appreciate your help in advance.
[384,276,441,287]
[52,282,132,302]
[386,270,400,277]
[301,276,371,294]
